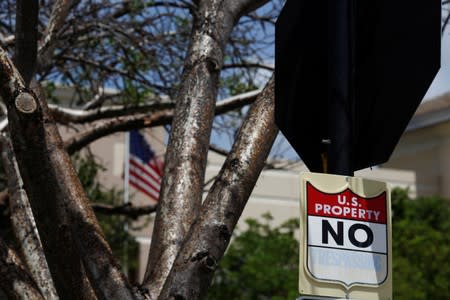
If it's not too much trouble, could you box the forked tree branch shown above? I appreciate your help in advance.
[141,1,238,296]
[0,46,137,299]
[142,1,270,297]
[159,76,277,300]
[0,238,44,300]
[0,134,59,300]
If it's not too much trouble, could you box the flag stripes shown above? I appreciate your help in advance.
[130,158,161,192]
[129,175,159,200]
[128,130,163,201]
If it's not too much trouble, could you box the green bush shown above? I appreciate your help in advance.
[391,189,450,300]
[208,213,299,300]
[209,189,450,300]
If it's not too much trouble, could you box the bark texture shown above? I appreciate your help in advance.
[0,47,135,299]
[0,1,286,299]
[159,76,277,300]
[1,135,59,300]
[142,1,240,296]
[0,238,44,300]
[143,1,270,298]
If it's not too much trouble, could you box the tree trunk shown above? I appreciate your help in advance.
[158,77,277,300]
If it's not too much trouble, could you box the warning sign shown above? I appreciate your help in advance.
[299,173,392,300]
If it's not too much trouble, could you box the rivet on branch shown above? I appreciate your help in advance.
[15,93,37,114]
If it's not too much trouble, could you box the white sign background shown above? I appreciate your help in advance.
[306,183,388,286]
[299,172,392,300]
[308,217,388,286]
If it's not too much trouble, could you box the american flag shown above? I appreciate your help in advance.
[128,130,163,201]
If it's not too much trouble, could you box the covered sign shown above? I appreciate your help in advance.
[299,173,392,300]
[275,0,441,173]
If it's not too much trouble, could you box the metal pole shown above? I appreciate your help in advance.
[327,0,354,176]
[124,131,130,205]
[123,131,130,274]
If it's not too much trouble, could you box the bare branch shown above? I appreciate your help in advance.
[209,143,301,171]
[0,0,284,297]
[92,202,157,219]
[222,62,274,71]
[58,54,168,91]
[111,1,193,19]
[0,46,27,100]
[0,46,136,299]
[0,118,7,132]
[64,110,173,155]
[49,99,173,124]
[52,89,259,125]
[159,76,277,300]
[81,89,122,110]
[215,89,261,113]
[0,34,14,47]
[1,46,93,298]
[38,0,81,69]
[0,238,44,300]
[229,0,271,19]
[1,134,59,300]
[64,90,260,154]
[443,10,450,35]
[1,87,260,138]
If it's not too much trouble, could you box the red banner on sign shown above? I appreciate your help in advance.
[307,182,387,223]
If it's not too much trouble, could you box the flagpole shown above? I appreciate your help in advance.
[124,131,130,205]
[123,131,130,275]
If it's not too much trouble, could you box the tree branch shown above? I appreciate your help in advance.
[0,238,44,300]
[0,34,14,47]
[1,46,93,299]
[222,62,274,71]
[92,202,157,219]
[111,1,192,19]
[64,110,173,155]
[38,0,81,70]
[159,76,277,300]
[0,46,136,299]
[229,0,271,19]
[63,90,260,154]
[141,1,246,296]
[443,9,450,35]
[52,89,259,125]
[139,4,269,293]
[0,134,59,300]
[49,99,174,124]
[58,54,167,91]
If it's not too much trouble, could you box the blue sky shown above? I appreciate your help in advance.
[424,31,450,100]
